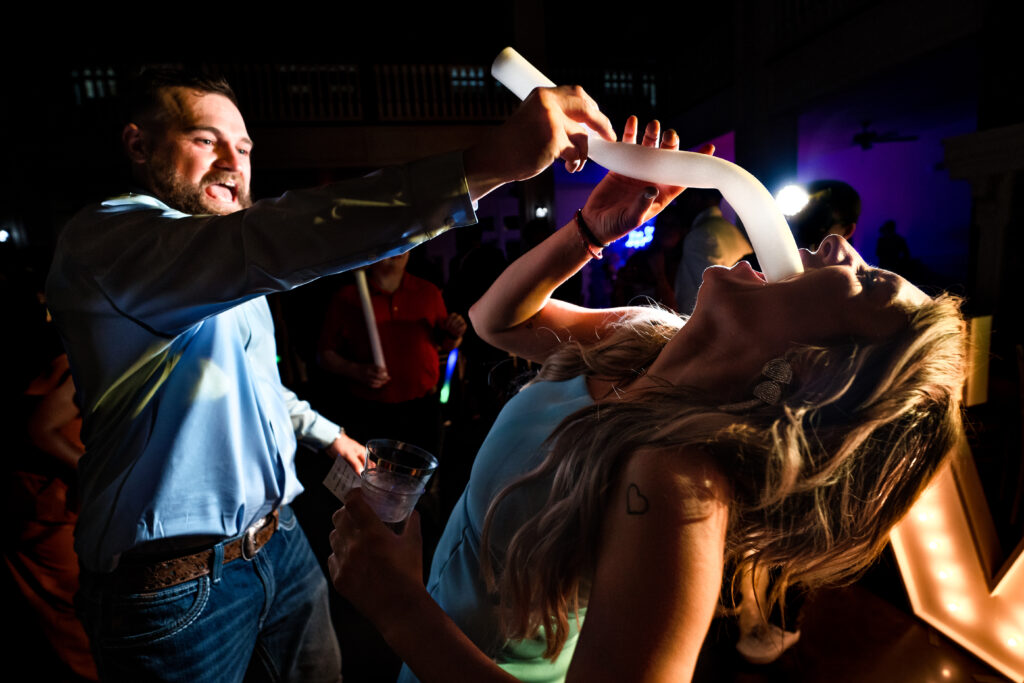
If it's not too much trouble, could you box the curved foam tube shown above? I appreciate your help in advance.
[491,47,804,283]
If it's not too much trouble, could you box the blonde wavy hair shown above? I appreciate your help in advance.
[480,296,966,659]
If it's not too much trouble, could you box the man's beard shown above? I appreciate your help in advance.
[148,158,253,216]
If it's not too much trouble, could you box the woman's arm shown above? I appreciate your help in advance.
[567,448,730,682]
[330,449,729,683]
[329,492,518,683]
[470,119,702,364]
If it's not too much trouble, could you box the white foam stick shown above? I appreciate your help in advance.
[492,48,804,283]
[354,269,387,369]
[492,47,557,97]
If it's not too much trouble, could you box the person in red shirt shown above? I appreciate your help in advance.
[318,251,465,454]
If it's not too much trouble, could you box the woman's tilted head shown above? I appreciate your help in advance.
[692,235,933,369]
[484,237,967,656]
[724,289,966,608]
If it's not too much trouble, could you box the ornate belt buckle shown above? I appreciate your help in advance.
[242,525,258,560]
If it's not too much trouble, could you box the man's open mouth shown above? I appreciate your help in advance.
[205,180,238,203]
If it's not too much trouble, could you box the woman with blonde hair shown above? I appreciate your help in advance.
[328,117,967,683]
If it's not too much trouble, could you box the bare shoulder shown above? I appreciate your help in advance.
[567,448,730,682]
[613,446,731,524]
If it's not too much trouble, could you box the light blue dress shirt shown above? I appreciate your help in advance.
[46,152,476,572]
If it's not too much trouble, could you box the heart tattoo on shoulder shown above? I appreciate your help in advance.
[626,483,649,515]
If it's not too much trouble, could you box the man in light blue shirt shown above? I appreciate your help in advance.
[47,69,615,682]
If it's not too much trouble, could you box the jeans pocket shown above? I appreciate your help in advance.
[100,576,211,649]
[278,504,297,531]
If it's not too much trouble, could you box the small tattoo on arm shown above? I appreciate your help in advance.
[626,483,649,515]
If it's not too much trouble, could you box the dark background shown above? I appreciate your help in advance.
[2,1,1021,680]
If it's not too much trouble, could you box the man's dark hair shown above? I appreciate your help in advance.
[123,68,238,128]
[790,179,861,249]
[806,179,860,226]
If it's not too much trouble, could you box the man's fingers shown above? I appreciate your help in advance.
[562,130,590,173]
[343,451,364,474]
[553,85,615,141]
[696,142,716,156]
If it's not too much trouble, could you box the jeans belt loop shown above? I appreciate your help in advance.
[211,541,225,584]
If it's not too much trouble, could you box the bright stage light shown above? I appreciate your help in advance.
[775,185,810,216]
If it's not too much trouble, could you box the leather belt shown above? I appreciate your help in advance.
[114,509,279,593]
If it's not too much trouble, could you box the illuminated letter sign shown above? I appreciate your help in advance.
[890,443,1023,681]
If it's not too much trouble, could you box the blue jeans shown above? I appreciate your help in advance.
[78,506,341,683]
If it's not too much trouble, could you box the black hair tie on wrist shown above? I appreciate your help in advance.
[575,209,604,259]
[575,208,606,248]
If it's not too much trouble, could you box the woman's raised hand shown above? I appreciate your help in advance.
[582,117,714,246]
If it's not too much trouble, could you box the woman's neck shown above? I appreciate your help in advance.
[588,318,791,405]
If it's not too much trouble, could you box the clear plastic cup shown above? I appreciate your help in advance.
[364,439,438,484]
[359,469,424,533]
[361,440,438,532]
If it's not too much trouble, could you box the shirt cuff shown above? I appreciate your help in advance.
[405,150,478,238]
[300,414,343,450]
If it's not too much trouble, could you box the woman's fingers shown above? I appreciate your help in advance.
[621,115,639,145]
[629,186,660,226]
[662,128,680,151]
[641,120,661,148]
